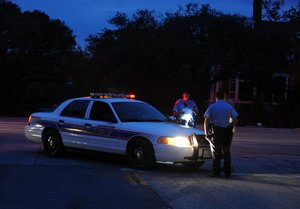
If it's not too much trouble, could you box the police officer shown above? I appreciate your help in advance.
[173,91,199,117]
[203,89,238,178]
[224,91,236,140]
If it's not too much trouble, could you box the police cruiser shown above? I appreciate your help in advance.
[25,93,211,169]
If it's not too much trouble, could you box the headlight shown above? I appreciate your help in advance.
[157,136,191,147]
[180,113,193,122]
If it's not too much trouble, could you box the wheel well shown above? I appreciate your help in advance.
[42,127,60,141]
[126,136,154,154]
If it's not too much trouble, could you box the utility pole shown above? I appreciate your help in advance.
[253,0,262,26]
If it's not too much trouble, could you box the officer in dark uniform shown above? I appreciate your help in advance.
[203,89,238,177]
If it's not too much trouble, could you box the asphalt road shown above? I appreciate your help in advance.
[1,118,300,209]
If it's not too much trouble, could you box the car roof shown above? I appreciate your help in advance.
[53,97,144,115]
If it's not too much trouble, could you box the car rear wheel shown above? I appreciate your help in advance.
[43,130,65,157]
[127,139,155,170]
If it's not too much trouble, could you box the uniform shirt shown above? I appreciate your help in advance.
[173,99,199,114]
[203,99,238,128]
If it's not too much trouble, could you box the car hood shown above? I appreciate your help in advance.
[120,122,204,137]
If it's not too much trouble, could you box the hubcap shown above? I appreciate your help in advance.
[135,146,144,161]
[48,136,56,150]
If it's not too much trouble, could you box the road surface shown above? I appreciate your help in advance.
[0,118,300,209]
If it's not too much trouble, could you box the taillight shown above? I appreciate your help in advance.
[28,115,32,125]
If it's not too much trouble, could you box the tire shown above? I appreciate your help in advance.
[183,161,205,169]
[127,139,155,170]
[42,129,65,157]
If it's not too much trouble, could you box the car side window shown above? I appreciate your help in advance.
[90,101,117,123]
[61,100,90,119]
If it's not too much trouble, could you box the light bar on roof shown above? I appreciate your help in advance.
[90,92,136,99]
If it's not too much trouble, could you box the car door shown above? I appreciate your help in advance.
[58,99,91,148]
[85,101,120,153]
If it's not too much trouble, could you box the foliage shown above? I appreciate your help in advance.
[86,4,251,113]
[0,0,82,114]
[263,0,300,22]
[86,1,300,125]
[1,0,299,127]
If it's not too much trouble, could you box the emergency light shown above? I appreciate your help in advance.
[90,92,136,99]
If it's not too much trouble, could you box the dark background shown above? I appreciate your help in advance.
[1,0,300,127]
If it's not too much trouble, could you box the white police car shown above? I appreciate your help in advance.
[25,93,211,169]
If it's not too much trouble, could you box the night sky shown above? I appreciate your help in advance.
[10,0,299,47]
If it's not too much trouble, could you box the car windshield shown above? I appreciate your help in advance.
[112,102,167,122]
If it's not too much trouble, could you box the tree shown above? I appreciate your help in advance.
[0,0,80,114]
[263,0,300,22]
[86,2,299,126]
[86,4,250,113]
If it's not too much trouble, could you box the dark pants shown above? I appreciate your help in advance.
[210,126,232,175]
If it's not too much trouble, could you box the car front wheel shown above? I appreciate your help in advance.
[127,139,155,170]
[42,130,65,157]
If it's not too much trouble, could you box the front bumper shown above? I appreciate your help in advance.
[186,134,211,161]
[154,134,212,163]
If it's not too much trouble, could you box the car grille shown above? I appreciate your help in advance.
[194,134,210,146]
